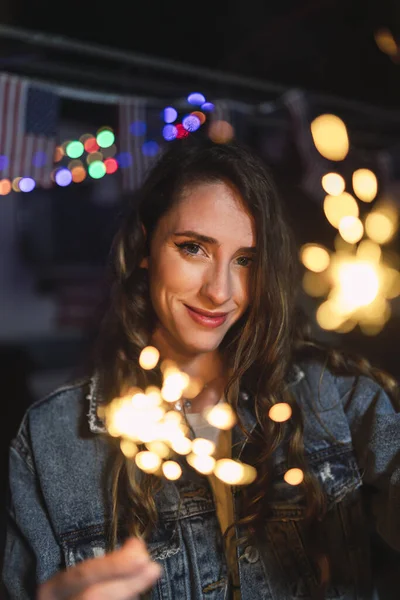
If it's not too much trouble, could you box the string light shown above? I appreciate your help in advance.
[311,114,349,161]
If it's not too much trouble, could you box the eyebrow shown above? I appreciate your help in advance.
[173,230,256,254]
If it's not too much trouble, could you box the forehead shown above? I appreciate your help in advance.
[160,181,255,243]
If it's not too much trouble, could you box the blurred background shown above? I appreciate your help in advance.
[0,0,399,573]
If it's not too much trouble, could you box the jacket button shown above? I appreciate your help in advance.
[243,546,259,563]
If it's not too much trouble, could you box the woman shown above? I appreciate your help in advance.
[2,138,399,599]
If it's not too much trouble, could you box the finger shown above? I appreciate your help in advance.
[38,538,151,600]
[72,562,162,600]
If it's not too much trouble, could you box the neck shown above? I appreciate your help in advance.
[151,329,225,385]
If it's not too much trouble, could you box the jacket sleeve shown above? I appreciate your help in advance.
[338,374,400,552]
[2,421,64,599]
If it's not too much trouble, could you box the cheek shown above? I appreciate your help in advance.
[150,255,203,297]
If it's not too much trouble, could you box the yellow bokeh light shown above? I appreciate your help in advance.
[338,216,364,244]
[381,267,400,299]
[316,301,345,331]
[12,177,22,192]
[146,440,170,458]
[135,451,161,473]
[162,460,182,480]
[323,192,359,228]
[352,169,378,203]
[208,120,234,144]
[214,459,246,485]
[311,114,349,161]
[334,260,380,314]
[321,173,345,196]
[183,376,204,399]
[144,386,162,406]
[120,439,138,458]
[356,240,381,263]
[374,28,398,56]
[365,212,397,244]
[204,403,236,430]
[284,468,304,486]
[192,438,216,456]
[139,346,160,370]
[161,371,190,403]
[300,244,330,273]
[87,151,103,164]
[302,271,330,298]
[187,453,216,474]
[170,436,192,455]
[268,403,292,423]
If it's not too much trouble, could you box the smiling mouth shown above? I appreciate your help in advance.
[184,305,229,328]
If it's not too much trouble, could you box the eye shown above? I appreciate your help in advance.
[175,242,203,256]
[236,256,253,267]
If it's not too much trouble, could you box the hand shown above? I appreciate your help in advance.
[37,537,161,600]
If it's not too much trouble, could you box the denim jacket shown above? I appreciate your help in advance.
[2,360,400,599]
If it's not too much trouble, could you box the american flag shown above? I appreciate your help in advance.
[0,73,60,188]
[118,97,160,191]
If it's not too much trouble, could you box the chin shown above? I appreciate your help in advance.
[178,333,224,355]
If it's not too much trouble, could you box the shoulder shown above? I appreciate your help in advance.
[12,377,92,465]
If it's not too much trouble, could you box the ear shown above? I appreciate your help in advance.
[140,223,149,269]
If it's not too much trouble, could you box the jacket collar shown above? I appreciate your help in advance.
[86,364,305,437]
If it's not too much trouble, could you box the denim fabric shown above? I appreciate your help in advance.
[2,361,400,599]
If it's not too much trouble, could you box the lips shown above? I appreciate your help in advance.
[184,305,229,328]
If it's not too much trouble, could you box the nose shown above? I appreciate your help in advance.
[201,263,233,306]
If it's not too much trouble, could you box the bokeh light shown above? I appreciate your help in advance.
[162,461,182,480]
[87,152,103,165]
[12,177,22,192]
[139,346,160,370]
[54,146,64,162]
[356,240,381,263]
[102,144,117,158]
[18,177,35,193]
[322,173,345,196]
[88,160,106,179]
[142,141,159,157]
[0,155,8,170]
[302,271,330,297]
[66,141,84,159]
[163,124,178,141]
[84,137,99,153]
[163,107,178,123]
[311,114,349,161]
[204,403,236,430]
[130,121,147,136]
[191,111,206,125]
[176,124,189,139]
[71,166,87,183]
[323,192,359,228]
[208,120,234,144]
[187,92,206,105]
[365,211,397,244]
[201,102,215,112]
[55,168,72,187]
[182,114,201,132]
[120,439,138,458]
[116,152,132,168]
[268,403,292,423]
[32,151,47,168]
[192,438,216,456]
[374,28,398,56]
[135,451,161,474]
[352,169,378,203]
[338,216,364,244]
[97,129,115,148]
[0,179,11,195]
[284,468,304,486]
[104,158,118,174]
[300,244,330,272]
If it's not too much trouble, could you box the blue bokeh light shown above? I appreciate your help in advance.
[142,141,159,157]
[182,114,201,132]
[201,102,215,112]
[32,151,47,168]
[19,177,36,193]
[129,121,147,136]
[163,107,178,123]
[116,152,133,168]
[55,168,72,187]
[0,155,9,170]
[188,92,206,105]
[163,125,178,141]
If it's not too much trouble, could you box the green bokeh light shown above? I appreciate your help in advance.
[96,130,115,148]
[66,141,84,159]
[88,160,106,179]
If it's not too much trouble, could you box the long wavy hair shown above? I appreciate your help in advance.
[93,137,398,591]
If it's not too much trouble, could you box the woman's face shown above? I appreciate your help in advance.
[144,181,256,356]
